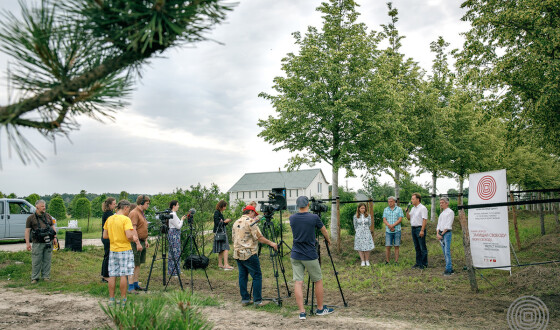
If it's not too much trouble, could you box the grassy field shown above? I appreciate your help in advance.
[1,210,558,328]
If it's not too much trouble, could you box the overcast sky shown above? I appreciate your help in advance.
[0,0,471,197]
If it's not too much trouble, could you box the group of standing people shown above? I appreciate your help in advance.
[352,193,455,275]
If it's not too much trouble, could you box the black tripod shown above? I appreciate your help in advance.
[277,211,292,257]
[144,223,183,292]
[252,214,291,306]
[304,212,348,315]
[170,218,213,293]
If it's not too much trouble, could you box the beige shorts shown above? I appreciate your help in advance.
[291,258,322,282]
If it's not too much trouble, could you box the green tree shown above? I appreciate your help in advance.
[0,0,233,164]
[258,0,387,243]
[458,0,560,155]
[70,189,87,216]
[119,191,129,202]
[48,196,66,220]
[25,193,41,205]
[74,197,91,219]
[415,36,455,221]
[360,3,424,201]
[91,194,106,218]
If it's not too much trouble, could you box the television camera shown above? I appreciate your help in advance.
[310,197,328,214]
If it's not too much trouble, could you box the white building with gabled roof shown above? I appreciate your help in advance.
[227,169,329,211]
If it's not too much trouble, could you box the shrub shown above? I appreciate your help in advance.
[25,193,41,206]
[90,194,106,218]
[48,197,67,220]
[74,197,91,219]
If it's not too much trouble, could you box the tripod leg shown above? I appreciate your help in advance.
[164,230,184,291]
[192,235,213,292]
[144,234,162,292]
[325,239,348,307]
[305,274,311,304]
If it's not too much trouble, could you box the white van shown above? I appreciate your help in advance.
[0,198,36,239]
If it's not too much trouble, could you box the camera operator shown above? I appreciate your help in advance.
[212,200,233,270]
[290,196,334,319]
[232,205,278,307]
[168,200,186,278]
[25,200,57,284]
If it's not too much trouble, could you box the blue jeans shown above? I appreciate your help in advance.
[440,231,453,273]
[411,226,428,267]
[236,254,262,304]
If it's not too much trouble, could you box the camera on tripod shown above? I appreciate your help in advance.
[310,197,328,214]
[258,188,287,217]
[156,209,173,233]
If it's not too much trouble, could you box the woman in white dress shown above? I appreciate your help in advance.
[353,203,375,266]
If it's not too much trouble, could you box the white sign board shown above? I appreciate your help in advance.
[468,169,511,271]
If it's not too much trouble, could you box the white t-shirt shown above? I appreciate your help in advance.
[437,208,454,232]
[169,211,183,229]
[409,203,428,227]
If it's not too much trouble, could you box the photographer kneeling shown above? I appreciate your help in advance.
[290,196,334,320]
[25,200,58,284]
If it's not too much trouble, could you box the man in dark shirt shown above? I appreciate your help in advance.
[25,200,57,284]
[289,196,334,320]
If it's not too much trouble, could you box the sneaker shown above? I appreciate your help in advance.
[108,298,116,307]
[241,301,253,307]
[366,261,370,266]
[31,280,38,284]
[43,278,50,282]
[119,298,127,306]
[360,261,365,266]
[127,289,139,295]
[411,264,420,269]
[254,301,270,307]
[316,305,334,316]
[385,261,389,265]
[299,312,307,320]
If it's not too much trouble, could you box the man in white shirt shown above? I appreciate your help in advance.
[437,197,454,276]
[406,193,428,269]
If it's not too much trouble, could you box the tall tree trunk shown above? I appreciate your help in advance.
[331,167,339,244]
[458,175,464,197]
[458,190,478,292]
[431,172,437,222]
[394,168,401,202]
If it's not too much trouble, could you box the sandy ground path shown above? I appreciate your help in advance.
[0,286,422,330]
[0,239,104,252]
[0,287,110,329]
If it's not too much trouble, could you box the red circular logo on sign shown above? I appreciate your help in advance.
[477,175,497,200]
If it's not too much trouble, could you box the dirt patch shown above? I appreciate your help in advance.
[202,300,421,330]
[0,287,110,329]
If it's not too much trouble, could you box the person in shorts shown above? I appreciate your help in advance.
[382,196,403,264]
[103,200,141,305]
[290,196,334,320]
[128,195,150,292]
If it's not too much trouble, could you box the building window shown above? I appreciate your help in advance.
[249,191,252,198]
[289,190,292,197]
[261,191,264,198]
[236,192,239,199]
[243,191,245,199]
[296,190,299,197]
[318,183,322,193]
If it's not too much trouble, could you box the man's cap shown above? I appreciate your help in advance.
[296,196,309,208]
[243,205,259,215]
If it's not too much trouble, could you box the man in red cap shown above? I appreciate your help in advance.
[232,205,278,307]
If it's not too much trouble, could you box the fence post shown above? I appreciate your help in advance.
[458,195,478,292]
[539,192,545,235]
[510,192,521,250]
[368,199,375,241]
[553,192,560,225]
[336,196,341,252]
